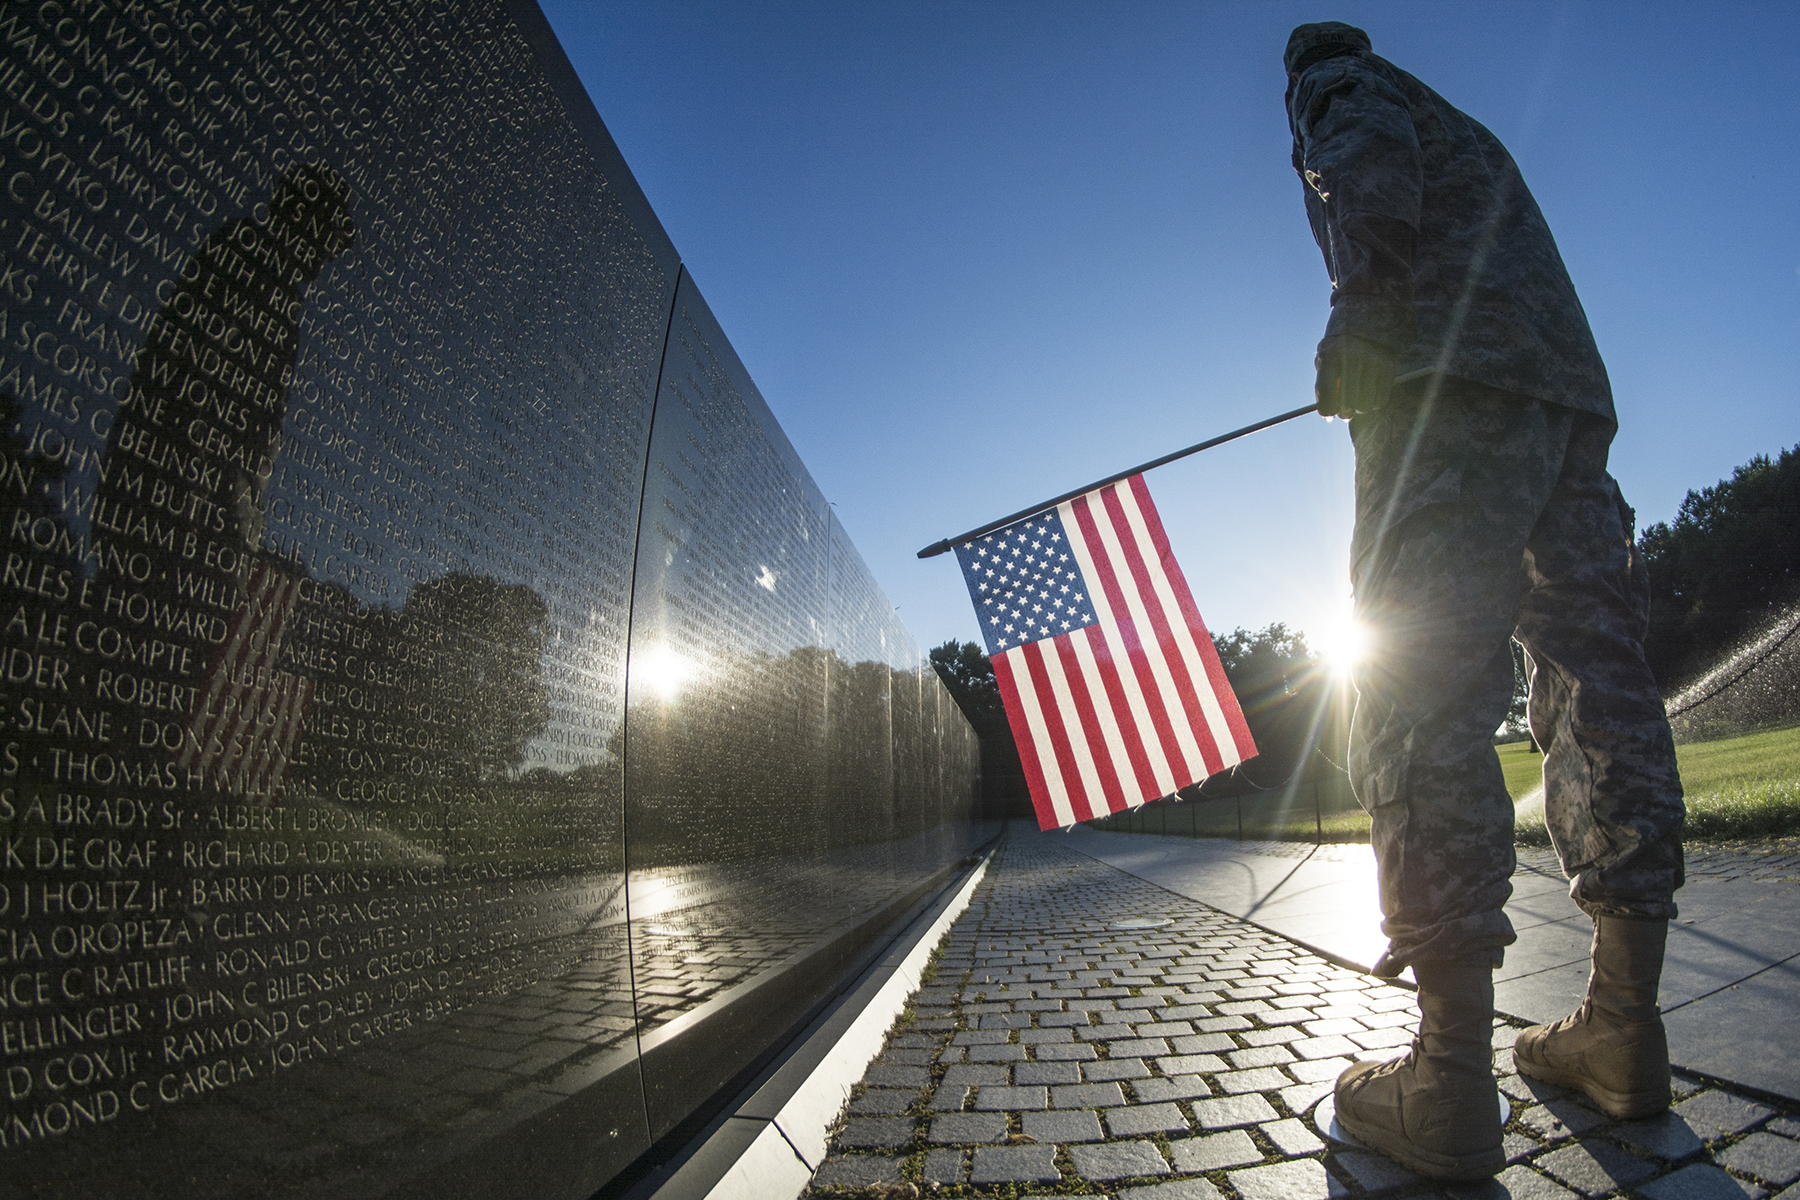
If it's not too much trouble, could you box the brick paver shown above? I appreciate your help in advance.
[806,835,1800,1197]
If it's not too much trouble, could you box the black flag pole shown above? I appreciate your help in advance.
[916,402,1320,559]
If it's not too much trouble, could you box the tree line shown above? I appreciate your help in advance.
[931,622,1347,817]
[1639,444,1800,688]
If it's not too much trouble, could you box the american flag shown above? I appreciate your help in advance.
[956,475,1255,830]
[180,561,313,800]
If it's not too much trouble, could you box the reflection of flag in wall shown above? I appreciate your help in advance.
[956,475,1256,830]
[180,562,313,801]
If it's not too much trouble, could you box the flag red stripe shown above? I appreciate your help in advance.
[241,673,305,794]
[1098,485,1226,777]
[1067,491,1193,781]
[266,680,310,792]
[1019,638,1090,818]
[1053,633,1123,821]
[992,649,1062,830]
[1127,475,1257,758]
[1082,623,1160,806]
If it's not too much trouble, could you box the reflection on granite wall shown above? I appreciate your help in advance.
[0,2,994,1196]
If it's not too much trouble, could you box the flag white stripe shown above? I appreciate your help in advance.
[1035,637,1108,818]
[1005,647,1079,827]
[189,568,283,774]
[1059,499,1183,792]
[1067,491,1208,778]
[1113,483,1243,765]
[1067,627,1158,801]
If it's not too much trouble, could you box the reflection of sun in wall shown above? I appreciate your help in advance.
[636,646,697,701]
[755,564,777,592]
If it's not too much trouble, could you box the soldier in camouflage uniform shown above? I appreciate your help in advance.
[1284,22,1686,1179]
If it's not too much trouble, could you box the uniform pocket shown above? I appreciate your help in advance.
[1350,454,1466,588]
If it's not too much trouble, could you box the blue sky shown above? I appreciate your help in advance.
[541,1,1798,659]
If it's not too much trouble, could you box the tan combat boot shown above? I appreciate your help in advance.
[1334,962,1505,1180]
[1513,915,1670,1118]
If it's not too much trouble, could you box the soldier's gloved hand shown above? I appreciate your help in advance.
[1314,335,1397,418]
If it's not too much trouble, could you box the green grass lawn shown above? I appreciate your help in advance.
[1507,723,1800,844]
[1116,724,1800,846]
[1498,739,1547,803]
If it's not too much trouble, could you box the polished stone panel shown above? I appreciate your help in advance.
[0,1,986,1196]
[827,516,900,889]
[624,275,990,1140]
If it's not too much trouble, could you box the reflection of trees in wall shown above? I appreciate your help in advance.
[282,570,555,788]
[275,570,593,873]
[827,654,896,846]
[388,573,554,779]
[618,645,951,867]
[618,645,825,866]
[931,640,1031,818]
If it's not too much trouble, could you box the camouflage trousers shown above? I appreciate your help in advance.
[1346,378,1684,971]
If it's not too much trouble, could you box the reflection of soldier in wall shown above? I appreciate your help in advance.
[87,164,356,796]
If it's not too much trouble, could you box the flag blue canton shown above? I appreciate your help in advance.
[954,510,1100,657]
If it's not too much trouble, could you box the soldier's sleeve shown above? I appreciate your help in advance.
[1290,58,1422,353]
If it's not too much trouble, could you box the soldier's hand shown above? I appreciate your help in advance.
[1315,335,1397,418]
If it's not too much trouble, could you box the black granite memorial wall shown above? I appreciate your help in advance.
[0,2,994,1195]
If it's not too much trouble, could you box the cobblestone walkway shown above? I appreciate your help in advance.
[805,836,1800,1199]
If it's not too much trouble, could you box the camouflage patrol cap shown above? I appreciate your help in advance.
[1284,22,1372,75]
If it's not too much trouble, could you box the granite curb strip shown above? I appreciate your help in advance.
[656,848,997,1200]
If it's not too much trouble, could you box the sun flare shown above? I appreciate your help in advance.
[636,646,698,701]
[1319,612,1373,674]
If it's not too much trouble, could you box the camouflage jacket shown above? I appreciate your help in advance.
[1286,48,1616,422]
